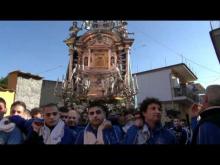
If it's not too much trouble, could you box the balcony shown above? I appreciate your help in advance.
[173,86,197,101]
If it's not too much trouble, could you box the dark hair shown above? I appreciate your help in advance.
[30,107,42,118]
[58,106,69,113]
[88,100,108,117]
[11,101,26,110]
[0,97,6,107]
[42,103,58,112]
[124,108,135,116]
[140,97,162,113]
[133,111,144,121]
[25,109,31,117]
[82,109,88,115]
[133,111,141,116]
[180,119,186,122]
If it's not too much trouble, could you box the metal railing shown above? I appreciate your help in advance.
[173,86,197,101]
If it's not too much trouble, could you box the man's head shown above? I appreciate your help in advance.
[10,101,26,118]
[58,106,69,124]
[42,103,60,127]
[204,85,220,108]
[173,118,181,128]
[124,110,134,124]
[0,97,7,116]
[107,111,120,125]
[30,107,42,119]
[180,119,186,127]
[140,97,162,125]
[67,109,80,127]
[80,110,88,125]
[87,101,108,128]
[118,113,125,126]
[133,111,144,128]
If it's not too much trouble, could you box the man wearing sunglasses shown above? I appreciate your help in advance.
[25,103,75,144]
[75,101,123,144]
[125,97,176,144]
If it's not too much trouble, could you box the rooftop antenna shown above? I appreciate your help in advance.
[165,56,167,66]
[210,21,213,30]
[180,54,184,63]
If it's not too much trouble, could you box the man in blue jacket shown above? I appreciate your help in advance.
[125,97,176,144]
[0,97,24,144]
[169,118,187,144]
[75,101,123,144]
[191,85,220,144]
[67,109,84,141]
[25,103,75,144]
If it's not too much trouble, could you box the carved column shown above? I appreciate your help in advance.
[108,49,111,69]
[124,46,129,87]
[88,49,91,67]
[68,47,74,81]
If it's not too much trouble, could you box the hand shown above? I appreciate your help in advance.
[32,121,43,133]
[99,119,112,130]
[103,120,112,129]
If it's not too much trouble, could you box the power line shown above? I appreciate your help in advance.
[200,76,220,84]
[37,65,63,75]
[134,28,220,75]
[182,56,220,75]
[199,75,220,78]
[209,76,220,83]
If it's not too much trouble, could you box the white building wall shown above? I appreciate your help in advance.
[136,69,173,105]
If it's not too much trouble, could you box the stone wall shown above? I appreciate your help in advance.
[15,77,43,110]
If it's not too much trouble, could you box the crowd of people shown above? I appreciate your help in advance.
[0,84,220,145]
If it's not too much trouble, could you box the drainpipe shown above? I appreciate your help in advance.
[169,72,174,109]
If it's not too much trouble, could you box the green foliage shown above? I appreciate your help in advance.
[0,76,8,88]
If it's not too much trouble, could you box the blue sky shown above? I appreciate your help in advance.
[1,21,220,88]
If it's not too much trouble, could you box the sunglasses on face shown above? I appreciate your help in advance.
[88,110,102,116]
[44,112,58,117]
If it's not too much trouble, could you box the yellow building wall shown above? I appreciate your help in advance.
[0,90,15,116]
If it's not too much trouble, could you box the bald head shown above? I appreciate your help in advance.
[206,85,220,106]
[67,109,80,126]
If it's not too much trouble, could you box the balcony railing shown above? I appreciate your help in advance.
[173,86,197,101]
